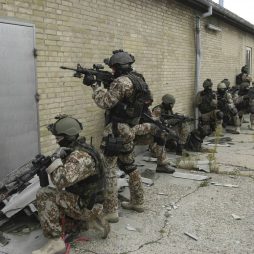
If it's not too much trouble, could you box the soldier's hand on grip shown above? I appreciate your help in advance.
[53,147,72,159]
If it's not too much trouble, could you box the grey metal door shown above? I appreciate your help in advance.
[0,20,39,180]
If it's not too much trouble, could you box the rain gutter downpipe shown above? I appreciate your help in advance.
[195,5,212,128]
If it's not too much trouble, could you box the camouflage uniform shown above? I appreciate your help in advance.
[234,86,254,128]
[92,76,144,214]
[132,122,168,165]
[217,87,240,128]
[195,90,222,135]
[152,104,190,145]
[36,149,103,238]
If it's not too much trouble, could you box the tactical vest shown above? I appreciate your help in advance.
[198,90,217,114]
[217,92,226,111]
[65,138,105,209]
[236,73,243,85]
[109,72,151,126]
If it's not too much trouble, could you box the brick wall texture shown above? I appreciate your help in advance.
[1,0,254,153]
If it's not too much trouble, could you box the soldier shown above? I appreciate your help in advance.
[236,65,252,87]
[32,115,109,254]
[152,94,191,155]
[83,49,151,223]
[234,82,254,130]
[195,79,223,137]
[85,50,179,222]
[133,91,177,173]
[217,82,241,134]
[222,78,231,90]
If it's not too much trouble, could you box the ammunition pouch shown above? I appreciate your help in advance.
[198,91,217,114]
[102,134,125,157]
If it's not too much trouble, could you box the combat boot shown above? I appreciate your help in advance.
[234,127,241,134]
[121,170,144,212]
[156,164,175,174]
[91,214,110,239]
[121,201,144,212]
[104,212,119,223]
[32,238,66,254]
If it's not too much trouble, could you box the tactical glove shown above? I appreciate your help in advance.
[53,147,72,159]
[83,74,96,86]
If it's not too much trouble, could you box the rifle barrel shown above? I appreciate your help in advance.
[60,66,78,71]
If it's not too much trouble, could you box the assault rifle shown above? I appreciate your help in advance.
[161,113,194,127]
[143,113,179,142]
[60,64,114,89]
[0,155,51,203]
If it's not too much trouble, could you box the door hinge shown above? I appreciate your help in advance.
[35,92,40,102]
[33,48,38,58]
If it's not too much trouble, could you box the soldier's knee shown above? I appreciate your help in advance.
[36,186,56,199]
[117,159,136,174]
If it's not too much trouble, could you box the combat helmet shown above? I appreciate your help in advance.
[48,115,83,137]
[241,65,248,74]
[107,49,135,67]
[162,94,175,105]
[203,79,213,89]
[221,78,230,89]
[217,82,227,91]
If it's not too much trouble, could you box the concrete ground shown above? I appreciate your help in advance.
[1,122,254,254]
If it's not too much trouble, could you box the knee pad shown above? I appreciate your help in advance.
[117,160,136,174]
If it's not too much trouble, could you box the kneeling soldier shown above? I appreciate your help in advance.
[33,115,109,254]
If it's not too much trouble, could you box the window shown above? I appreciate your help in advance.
[246,47,252,75]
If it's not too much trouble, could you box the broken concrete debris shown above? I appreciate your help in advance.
[211,182,239,188]
[158,192,167,196]
[141,177,154,186]
[125,224,137,232]
[184,232,198,241]
[172,172,210,181]
[232,214,242,220]
[143,156,157,162]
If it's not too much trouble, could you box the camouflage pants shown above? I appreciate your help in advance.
[200,110,222,135]
[235,97,254,125]
[101,122,144,214]
[133,122,167,165]
[171,122,191,145]
[36,187,102,238]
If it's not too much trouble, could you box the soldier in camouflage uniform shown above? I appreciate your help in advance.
[235,65,252,87]
[133,92,176,173]
[152,94,191,155]
[195,79,223,137]
[83,50,150,223]
[85,50,177,222]
[33,116,109,254]
[217,81,241,134]
[234,82,254,130]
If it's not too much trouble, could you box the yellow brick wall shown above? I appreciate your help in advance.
[0,0,254,153]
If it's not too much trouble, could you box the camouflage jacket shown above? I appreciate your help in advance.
[92,76,134,110]
[49,150,96,190]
